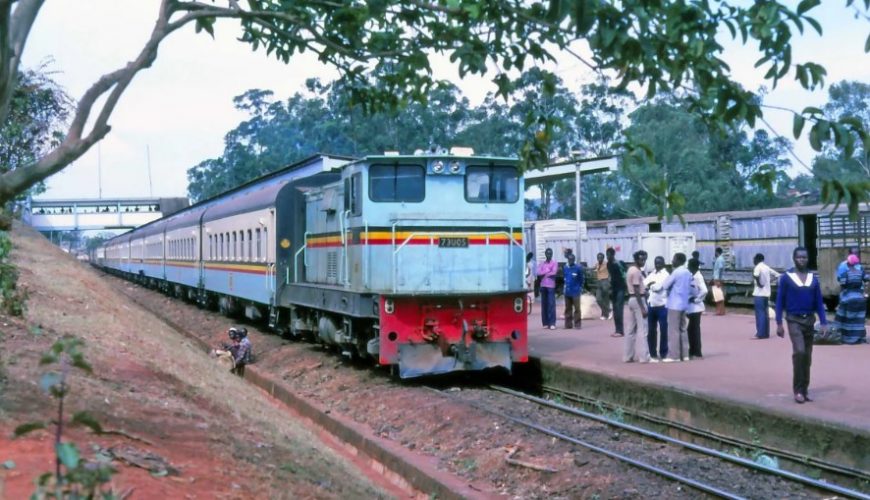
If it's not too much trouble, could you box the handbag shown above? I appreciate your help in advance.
[813,324,842,345]
[711,285,725,302]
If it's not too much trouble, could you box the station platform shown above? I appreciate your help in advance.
[525,303,870,470]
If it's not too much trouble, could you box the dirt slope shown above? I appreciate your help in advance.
[0,222,389,499]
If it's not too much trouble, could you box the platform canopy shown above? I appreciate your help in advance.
[523,156,618,186]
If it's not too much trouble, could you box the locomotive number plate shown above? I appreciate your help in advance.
[439,237,468,248]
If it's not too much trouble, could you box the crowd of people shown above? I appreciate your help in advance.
[527,245,868,404]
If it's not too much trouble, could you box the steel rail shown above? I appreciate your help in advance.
[492,385,870,500]
[431,387,745,500]
[543,384,870,483]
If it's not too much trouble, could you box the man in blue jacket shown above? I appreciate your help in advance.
[775,247,828,404]
[563,254,584,329]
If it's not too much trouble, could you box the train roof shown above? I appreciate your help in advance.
[355,154,518,164]
[584,204,863,228]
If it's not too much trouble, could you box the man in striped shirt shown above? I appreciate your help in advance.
[775,247,828,404]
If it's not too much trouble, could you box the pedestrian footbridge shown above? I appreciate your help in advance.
[24,197,189,232]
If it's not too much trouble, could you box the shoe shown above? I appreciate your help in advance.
[600,316,606,321]
[794,393,806,404]
[662,358,678,363]
[649,358,660,363]
[610,333,624,338]
[607,312,613,320]
[803,393,813,402]
[682,357,691,361]
[549,325,556,330]
[751,336,767,340]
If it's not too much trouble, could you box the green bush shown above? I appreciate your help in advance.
[15,338,118,499]
[0,230,26,316]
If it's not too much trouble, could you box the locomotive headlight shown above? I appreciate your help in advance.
[514,297,524,313]
[432,161,444,174]
[385,298,395,314]
[449,161,461,174]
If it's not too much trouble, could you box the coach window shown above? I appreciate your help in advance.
[370,165,424,202]
[247,230,253,261]
[465,166,519,203]
[240,231,246,261]
[256,228,262,261]
[262,229,268,262]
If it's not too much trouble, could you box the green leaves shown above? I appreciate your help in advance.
[71,412,104,434]
[56,442,80,470]
[13,421,46,437]
[792,114,805,138]
[194,16,216,38]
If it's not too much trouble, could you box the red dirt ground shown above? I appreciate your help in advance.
[0,223,389,499]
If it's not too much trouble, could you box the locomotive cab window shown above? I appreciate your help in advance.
[344,173,363,215]
[370,165,424,202]
[465,166,519,203]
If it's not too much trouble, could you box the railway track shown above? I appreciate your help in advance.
[542,384,870,486]
[433,384,870,500]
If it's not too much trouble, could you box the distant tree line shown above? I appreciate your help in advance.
[188,73,868,220]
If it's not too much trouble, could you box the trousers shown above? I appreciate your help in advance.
[624,297,650,362]
[647,305,668,358]
[786,314,815,396]
[541,286,556,327]
[687,312,702,357]
[754,296,770,338]
[665,308,689,361]
[564,295,582,329]
[612,288,625,334]
[596,279,611,317]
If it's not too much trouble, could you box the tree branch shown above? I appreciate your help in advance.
[0,0,44,127]
[0,0,179,203]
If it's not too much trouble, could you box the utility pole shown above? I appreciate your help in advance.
[146,145,154,197]
[97,143,102,199]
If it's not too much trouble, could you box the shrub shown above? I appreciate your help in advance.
[14,338,118,499]
[0,230,26,316]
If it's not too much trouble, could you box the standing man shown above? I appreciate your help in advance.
[624,251,651,363]
[563,254,584,329]
[644,256,669,361]
[537,248,558,330]
[687,258,708,359]
[752,253,780,339]
[712,247,727,315]
[607,248,627,337]
[654,252,692,362]
[594,252,611,321]
[775,247,828,404]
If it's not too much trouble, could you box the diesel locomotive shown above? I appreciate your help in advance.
[95,153,528,378]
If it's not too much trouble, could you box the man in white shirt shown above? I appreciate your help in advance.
[644,256,669,361]
[752,253,781,339]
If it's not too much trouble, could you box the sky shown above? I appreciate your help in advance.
[20,1,870,201]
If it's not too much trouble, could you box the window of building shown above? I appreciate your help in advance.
[247,230,253,259]
[240,231,246,261]
[465,166,520,203]
[369,164,424,202]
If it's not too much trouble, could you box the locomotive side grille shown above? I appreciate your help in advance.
[327,251,338,278]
